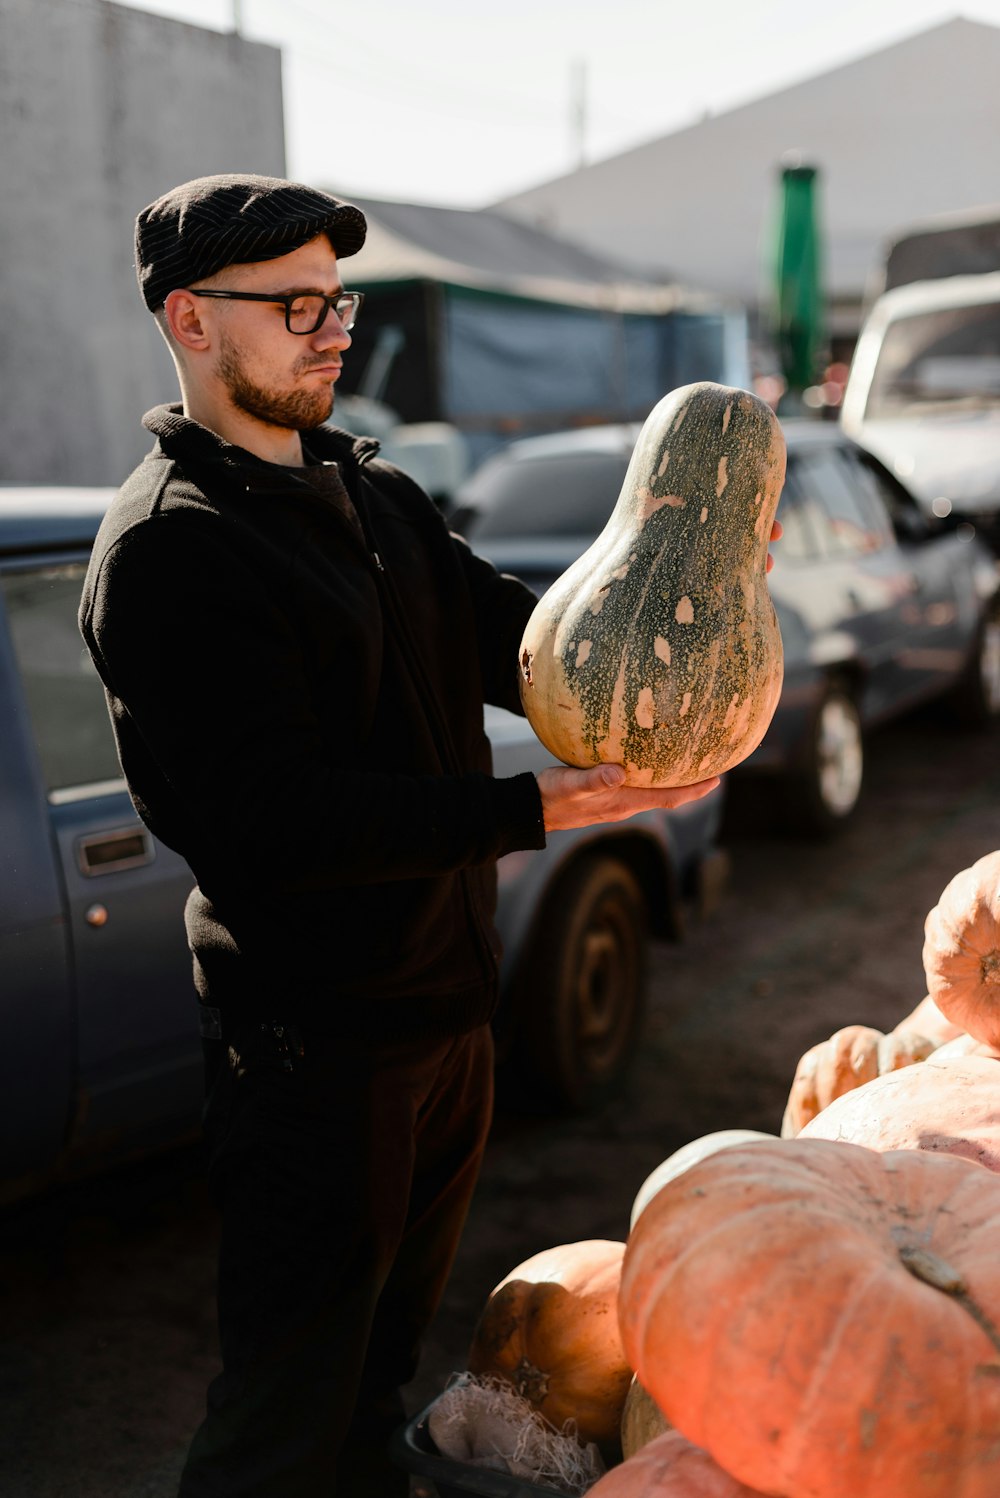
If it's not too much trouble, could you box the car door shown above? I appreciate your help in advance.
[846,452,973,702]
[787,441,920,723]
[1,557,202,1156]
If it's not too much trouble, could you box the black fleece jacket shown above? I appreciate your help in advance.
[79,406,546,1042]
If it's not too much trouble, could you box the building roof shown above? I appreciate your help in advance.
[329,193,720,313]
[493,18,1000,320]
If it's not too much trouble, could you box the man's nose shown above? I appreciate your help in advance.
[313,307,352,349]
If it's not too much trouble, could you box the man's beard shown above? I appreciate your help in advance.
[217,333,335,432]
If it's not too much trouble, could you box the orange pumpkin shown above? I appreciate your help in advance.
[587,1428,766,1496]
[466,1239,632,1450]
[923,849,1000,1048]
[620,1137,1000,1498]
[800,1050,1000,1172]
[780,1022,936,1137]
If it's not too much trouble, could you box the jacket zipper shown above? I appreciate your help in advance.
[354,458,500,985]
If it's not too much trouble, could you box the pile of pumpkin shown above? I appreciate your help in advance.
[444,850,1000,1496]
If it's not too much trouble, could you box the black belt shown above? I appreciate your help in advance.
[199,1006,305,1071]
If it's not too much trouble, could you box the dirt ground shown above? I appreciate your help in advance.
[3,704,999,1497]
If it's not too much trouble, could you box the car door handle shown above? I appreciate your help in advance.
[76,826,155,876]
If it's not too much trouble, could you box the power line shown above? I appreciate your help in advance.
[238,0,660,143]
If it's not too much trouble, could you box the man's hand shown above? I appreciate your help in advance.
[537,762,720,833]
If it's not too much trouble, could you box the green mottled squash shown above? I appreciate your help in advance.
[518,382,785,787]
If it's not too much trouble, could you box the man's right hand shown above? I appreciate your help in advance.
[536,762,720,833]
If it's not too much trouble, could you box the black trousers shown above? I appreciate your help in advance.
[178,1017,495,1497]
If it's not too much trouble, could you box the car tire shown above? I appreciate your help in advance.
[783,683,864,837]
[506,855,649,1115]
[949,608,1000,728]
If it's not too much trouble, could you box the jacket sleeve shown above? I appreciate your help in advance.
[448,528,539,715]
[81,515,545,894]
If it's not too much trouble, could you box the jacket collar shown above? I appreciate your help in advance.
[142,403,381,483]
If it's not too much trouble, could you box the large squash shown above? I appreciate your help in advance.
[466,1239,632,1450]
[619,1137,1000,1498]
[629,1129,776,1229]
[800,1050,1000,1172]
[620,1374,670,1459]
[517,382,785,787]
[922,849,1000,1048]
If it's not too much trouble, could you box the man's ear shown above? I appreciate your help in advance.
[163,289,212,352]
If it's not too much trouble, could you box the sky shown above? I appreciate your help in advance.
[117,0,1000,207]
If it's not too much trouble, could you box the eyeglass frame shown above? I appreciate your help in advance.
[184,287,365,335]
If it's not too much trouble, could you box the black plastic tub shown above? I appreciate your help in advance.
[390,1399,570,1498]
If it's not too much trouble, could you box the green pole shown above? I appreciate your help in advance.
[770,160,825,401]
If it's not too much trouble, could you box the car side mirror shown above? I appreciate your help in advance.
[893,506,932,544]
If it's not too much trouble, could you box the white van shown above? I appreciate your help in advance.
[841,224,1000,551]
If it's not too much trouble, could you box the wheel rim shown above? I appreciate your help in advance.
[815,695,863,817]
[570,904,640,1081]
[978,618,1000,716]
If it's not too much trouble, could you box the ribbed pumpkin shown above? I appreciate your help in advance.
[780,1022,937,1137]
[800,1050,1000,1172]
[588,1428,767,1497]
[466,1239,632,1450]
[922,850,1000,1048]
[619,1137,1000,1498]
[517,382,785,787]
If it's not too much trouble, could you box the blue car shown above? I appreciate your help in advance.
[452,418,1000,836]
[0,487,726,1199]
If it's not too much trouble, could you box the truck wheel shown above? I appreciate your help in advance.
[949,609,1000,727]
[784,684,864,837]
[511,856,648,1114]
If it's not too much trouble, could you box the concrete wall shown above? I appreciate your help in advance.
[1,0,285,485]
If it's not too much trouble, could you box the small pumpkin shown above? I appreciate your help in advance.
[619,1137,1000,1498]
[587,1428,767,1497]
[630,1130,776,1229]
[620,1374,670,1459]
[466,1239,632,1450]
[780,1022,937,1137]
[922,849,1000,1048]
[517,382,785,787]
[800,1050,1000,1172]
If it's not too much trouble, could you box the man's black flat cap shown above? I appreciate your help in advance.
[135,173,368,311]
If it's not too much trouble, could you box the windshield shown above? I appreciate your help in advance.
[865,300,1000,417]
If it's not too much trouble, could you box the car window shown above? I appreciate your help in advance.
[463,452,629,539]
[840,451,915,537]
[865,300,1000,417]
[773,473,826,563]
[790,446,889,556]
[1,563,122,794]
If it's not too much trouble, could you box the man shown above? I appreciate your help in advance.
[79,174,723,1497]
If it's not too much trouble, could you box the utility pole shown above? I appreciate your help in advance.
[571,57,587,170]
[232,0,243,35]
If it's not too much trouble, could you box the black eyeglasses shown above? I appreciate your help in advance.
[186,288,364,335]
